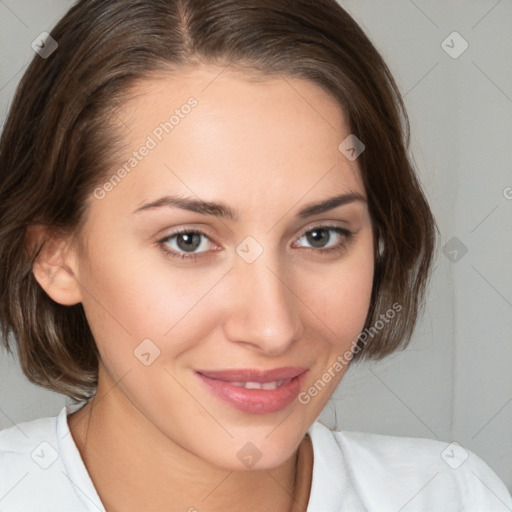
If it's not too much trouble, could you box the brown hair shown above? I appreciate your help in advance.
[0,0,437,400]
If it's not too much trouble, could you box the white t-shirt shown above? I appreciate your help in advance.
[0,402,511,511]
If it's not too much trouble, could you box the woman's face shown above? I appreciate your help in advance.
[70,65,374,470]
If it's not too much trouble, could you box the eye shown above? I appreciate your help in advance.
[158,224,354,261]
[158,229,215,261]
[292,225,353,255]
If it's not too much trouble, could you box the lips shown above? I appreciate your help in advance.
[197,367,307,383]
[195,367,308,414]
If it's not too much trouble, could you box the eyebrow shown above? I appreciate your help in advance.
[132,192,367,220]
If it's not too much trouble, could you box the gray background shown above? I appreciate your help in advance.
[1,0,511,494]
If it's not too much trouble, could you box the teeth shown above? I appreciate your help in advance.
[244,381,262,389]
[229,379,288,390]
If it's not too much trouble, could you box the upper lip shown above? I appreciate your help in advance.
[196,367,308,383]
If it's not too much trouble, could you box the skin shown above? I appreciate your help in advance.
[32,64,375,512]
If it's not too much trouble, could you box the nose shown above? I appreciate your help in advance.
[222,248,305,356]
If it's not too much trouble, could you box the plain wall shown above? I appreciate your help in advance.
[1,0,511,493]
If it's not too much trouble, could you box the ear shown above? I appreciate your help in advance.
[26,225,83,306]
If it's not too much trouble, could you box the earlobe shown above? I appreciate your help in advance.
[27,226,83,306]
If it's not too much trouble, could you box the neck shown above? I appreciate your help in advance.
[68,370,313,512]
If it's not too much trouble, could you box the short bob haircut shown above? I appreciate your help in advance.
[0,0,437,401]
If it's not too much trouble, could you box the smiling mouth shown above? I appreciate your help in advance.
[195,367,309,414]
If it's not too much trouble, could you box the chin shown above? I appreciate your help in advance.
[195,426,305,472]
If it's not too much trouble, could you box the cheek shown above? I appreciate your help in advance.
[78,220,374,369]
[299,246,374,348]
[76,232,222,366]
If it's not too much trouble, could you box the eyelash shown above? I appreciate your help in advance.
[157,225,354,262]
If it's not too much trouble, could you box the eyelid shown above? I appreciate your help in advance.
[157,227,219,259]
[157,222,354,260]
[297,219,352,236]
[292,224,353,249]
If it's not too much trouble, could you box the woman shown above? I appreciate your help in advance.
[0,0,510,510]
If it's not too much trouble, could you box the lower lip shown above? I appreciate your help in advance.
[196,371,308,414]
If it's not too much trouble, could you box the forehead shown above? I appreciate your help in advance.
[93,65,365,215]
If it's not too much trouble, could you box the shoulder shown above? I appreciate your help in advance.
[0,408,91,511]
[308,421,512,511]
[0,413,58,454]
